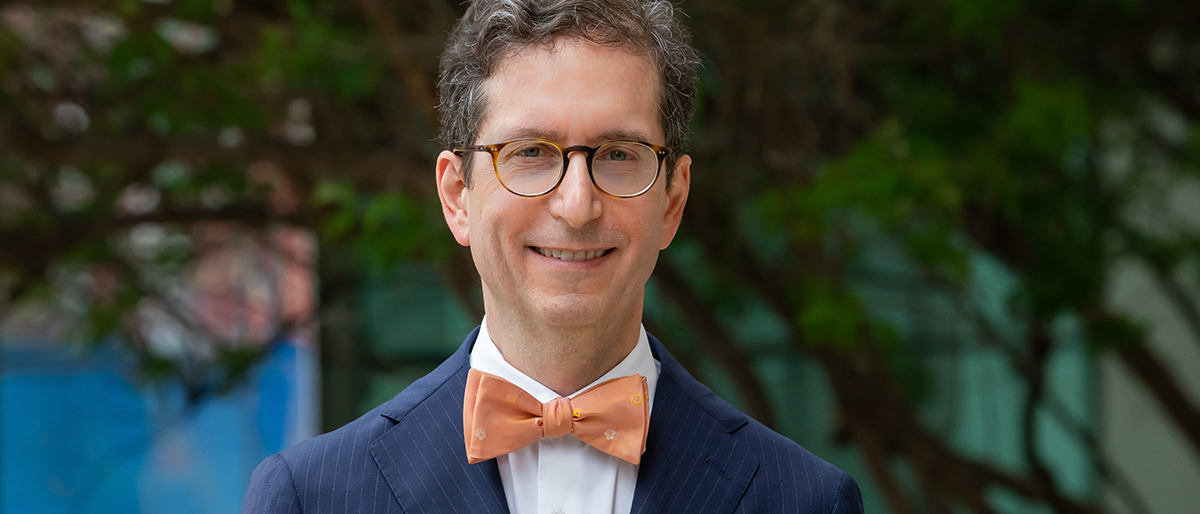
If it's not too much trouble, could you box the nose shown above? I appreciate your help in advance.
[548,151,603,228]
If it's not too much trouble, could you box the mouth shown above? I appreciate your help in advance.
[531,246,614,262]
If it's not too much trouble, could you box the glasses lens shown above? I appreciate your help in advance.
[592,142,659,196]
[496,140,563,195]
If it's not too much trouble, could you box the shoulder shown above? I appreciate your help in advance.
[734,418,863,513]
[241,395,417,513]
[242,329,477,512]
[663,372,861,513]
[271,399,398,476]
[648,334,863,513]
[241,401,395,513]
[242,453,301,513]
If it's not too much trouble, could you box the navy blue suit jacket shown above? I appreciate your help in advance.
[243,328,863,513]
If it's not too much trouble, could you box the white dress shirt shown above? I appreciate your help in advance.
[469,318,660,514]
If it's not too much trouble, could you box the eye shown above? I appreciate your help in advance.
[518,146,543,158]
[598,147,636,162]
[606,149,629,161]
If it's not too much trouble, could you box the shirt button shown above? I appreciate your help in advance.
[553,511,565,514]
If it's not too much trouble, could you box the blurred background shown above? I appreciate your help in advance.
[2,0,1199,512]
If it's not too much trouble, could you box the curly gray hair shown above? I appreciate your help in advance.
[437,0,699,189]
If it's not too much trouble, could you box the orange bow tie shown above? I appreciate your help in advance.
[463,368,649,465]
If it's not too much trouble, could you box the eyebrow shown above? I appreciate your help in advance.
[497,127,657,145]
[596,129,655,143]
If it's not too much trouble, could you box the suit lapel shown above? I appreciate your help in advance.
[631,336,760,514]
[365,329,757,513]
[369,329,510,513]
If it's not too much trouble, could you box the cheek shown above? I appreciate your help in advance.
[470,202,523,257]
[627,211,667,257]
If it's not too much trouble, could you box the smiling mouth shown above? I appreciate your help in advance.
[531,246,614,262]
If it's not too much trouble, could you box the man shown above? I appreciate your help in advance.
[242,0,862,512]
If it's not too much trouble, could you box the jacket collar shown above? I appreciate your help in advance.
[370,327,510,513]
[630,333,758,513]
[370,328,759,513]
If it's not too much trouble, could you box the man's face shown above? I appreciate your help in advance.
[436,39,690,334]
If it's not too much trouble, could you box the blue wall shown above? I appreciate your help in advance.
[1,341,316,514]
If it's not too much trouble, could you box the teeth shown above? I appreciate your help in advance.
[536,247,606,262]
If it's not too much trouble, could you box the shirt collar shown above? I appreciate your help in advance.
[469,316,660,414]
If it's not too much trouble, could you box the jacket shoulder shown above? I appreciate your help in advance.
[243,329,477,513]
[674,379,862,513]
[734,419,863,513]
[274,400,396,469]
[648,334,862,513]
[242,401,401,513]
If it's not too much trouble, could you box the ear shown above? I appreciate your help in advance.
[436,150,471,246]
[659,154,690,250]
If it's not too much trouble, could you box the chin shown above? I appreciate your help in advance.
[534,295,612,328]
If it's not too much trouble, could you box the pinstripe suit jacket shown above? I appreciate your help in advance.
[242,328,863,513]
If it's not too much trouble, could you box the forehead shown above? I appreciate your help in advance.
[478,39,662,144]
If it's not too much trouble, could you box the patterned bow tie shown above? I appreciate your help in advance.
[462,368,649,465]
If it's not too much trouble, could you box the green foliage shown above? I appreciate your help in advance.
[215,345,266,391]
[140,353,178,380]
[171,0,222,21]
[312,181,454,271]
[797,279,865,348]
[311,180,359,237]
[83,278,142,346]
[0,1,416,406]
[1084,315,1145,351]
[935,0,1023,42]
[681,1,1198,435]
[1005,79,1093,161]
[253,6,382,99]
[5,4,1200,508]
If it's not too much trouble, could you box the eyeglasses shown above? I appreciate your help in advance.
[453,138,671,198]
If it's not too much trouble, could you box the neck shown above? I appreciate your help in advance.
[483,299,642,397]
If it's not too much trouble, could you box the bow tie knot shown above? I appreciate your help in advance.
[540,397,574,438]
[463,369,649,464]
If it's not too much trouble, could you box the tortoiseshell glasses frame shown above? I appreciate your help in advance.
[453,138,672,198]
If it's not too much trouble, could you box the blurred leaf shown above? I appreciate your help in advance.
[797,280,863,348]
